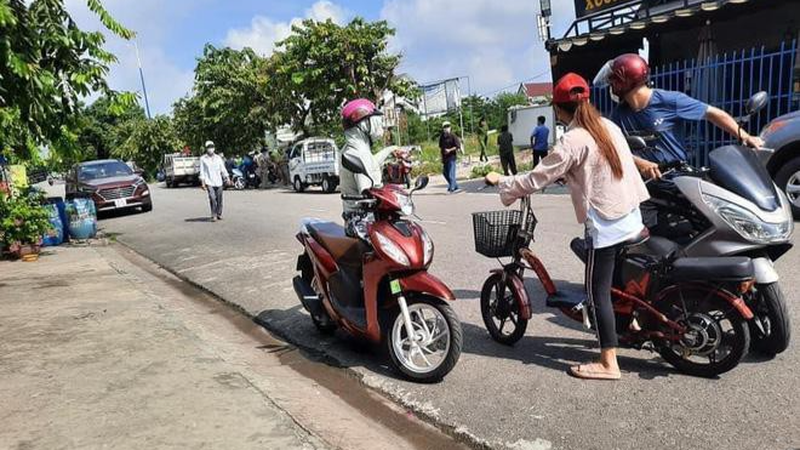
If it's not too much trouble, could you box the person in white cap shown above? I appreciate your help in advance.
[199,140,230,221]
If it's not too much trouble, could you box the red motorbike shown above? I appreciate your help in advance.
[383,146,419,189]
[473,195,756,377]
[293,153,462,382]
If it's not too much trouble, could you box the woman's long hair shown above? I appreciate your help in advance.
[556,99,623,179]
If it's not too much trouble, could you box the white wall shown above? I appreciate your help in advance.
[507,105,557,148]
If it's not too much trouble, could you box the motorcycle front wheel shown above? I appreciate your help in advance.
[657,288,749,378]
[385,296,462,383]
[750,283,791,356]
[480,272,528,345]
[233,177,245,190]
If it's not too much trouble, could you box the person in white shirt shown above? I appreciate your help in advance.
[199,140,230,221]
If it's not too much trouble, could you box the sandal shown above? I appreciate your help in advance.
[568,363,621,381]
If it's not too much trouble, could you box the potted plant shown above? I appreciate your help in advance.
[0,190,52,260]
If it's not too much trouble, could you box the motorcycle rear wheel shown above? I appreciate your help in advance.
[385,295,462,383]
[480,272,528,345]
[657,289,749,377]
[750,283,791,356]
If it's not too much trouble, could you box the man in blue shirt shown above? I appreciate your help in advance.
[529,116,550,167]
[606,54,763,179]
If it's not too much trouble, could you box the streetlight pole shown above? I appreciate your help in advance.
[133,41,152,119]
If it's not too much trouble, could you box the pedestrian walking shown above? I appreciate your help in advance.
[438,121,462,193]
[530,116,550,168]
[497,125,517,175]
[199,140,230,222]
[478,117,489,162]
[256,147,271,188]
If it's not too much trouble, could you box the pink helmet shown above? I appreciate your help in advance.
[341,98,381,129]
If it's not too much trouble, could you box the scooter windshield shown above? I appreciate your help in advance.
[707,145,779,212]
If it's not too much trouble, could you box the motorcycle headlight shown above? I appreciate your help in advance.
[421,229,434,266]
[372,231,410,266]
[394,191,414,216]
[702,193,793,244]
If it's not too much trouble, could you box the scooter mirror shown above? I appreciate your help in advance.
[626,136,648,152]
[746,91,769,115]
[413,175,429,191]
[341,152,367,175]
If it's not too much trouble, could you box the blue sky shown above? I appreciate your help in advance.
[67,0,577,115]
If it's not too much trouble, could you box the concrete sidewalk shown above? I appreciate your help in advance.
[0,245,325,449]
[0,246,465,450]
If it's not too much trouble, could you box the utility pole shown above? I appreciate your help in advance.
[134,41,152,119]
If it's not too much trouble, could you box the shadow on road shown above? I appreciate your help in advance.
[97,208,148,221]
[460,321,676,380]
[253,306,411,383]
[184,217,215,223]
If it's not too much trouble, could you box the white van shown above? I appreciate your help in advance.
[288,138,339,193]
[163,153,200,188]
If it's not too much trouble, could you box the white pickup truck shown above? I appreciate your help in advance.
[163,153,200,188]
[288,137,339,193]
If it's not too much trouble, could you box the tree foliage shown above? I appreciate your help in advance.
[270,18,414,135]
[0,0,137,163]
[114,115,181,177]
[173,45,269,155]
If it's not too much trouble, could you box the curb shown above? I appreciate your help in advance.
[111,239,494,450]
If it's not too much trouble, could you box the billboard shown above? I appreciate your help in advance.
[574,0,640,18]
[420,78,461,116]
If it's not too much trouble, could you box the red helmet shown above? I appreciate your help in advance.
[608,54,649,97]
[341,98,381,129]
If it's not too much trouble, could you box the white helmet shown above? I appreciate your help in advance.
[204,140,215,149]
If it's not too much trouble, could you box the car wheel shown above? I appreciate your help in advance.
[775,156,800,218]
[165,177,173,188]
[141,201,153,213]
[293,176,305,193]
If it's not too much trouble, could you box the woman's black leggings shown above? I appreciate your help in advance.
[585,241,619,349]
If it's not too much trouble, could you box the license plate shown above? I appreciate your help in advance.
[114,198,127,208]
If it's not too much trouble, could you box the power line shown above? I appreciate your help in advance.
[477,69,551,98]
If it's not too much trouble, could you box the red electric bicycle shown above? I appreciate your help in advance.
[473,195,756,377]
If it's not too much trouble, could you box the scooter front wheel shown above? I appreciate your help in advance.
[480,272,528,345]
[386,296,462,383]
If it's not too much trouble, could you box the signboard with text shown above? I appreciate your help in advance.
[574,0,640,18]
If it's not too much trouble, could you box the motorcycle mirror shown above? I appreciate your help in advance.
[412,175,429,192]
[746,91,769,116]
[341,152,367,175]
[626,136,648,151]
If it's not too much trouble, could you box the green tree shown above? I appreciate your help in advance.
[173,45,269,156]
[79,95,145,160]
[269,17,415,135]
[114,116,181,177]
[0,0,137,163]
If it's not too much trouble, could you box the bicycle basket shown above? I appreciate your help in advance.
[472,209,537,258]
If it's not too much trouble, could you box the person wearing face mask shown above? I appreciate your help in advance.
[199,140,231,222]
[338,98,398,236]
[439,122,462,194]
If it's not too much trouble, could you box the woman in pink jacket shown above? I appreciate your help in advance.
[486,73,649,380]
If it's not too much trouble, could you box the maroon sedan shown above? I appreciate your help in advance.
[65,159,153,213]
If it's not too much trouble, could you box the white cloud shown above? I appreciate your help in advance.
[381,0,575,95]
[224,1,347,56]
[65,0,196,115]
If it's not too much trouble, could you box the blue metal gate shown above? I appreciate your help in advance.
[593,40,798,167]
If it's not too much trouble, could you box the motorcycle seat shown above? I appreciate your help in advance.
[307,222,368,267]
[620,228,650,249]
[669,257,754,281]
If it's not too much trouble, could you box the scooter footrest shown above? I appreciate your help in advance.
[546,289,586,309]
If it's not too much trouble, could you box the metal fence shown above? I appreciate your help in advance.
[593,39,798,167]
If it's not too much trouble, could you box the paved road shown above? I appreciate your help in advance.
[99,182,800,450]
